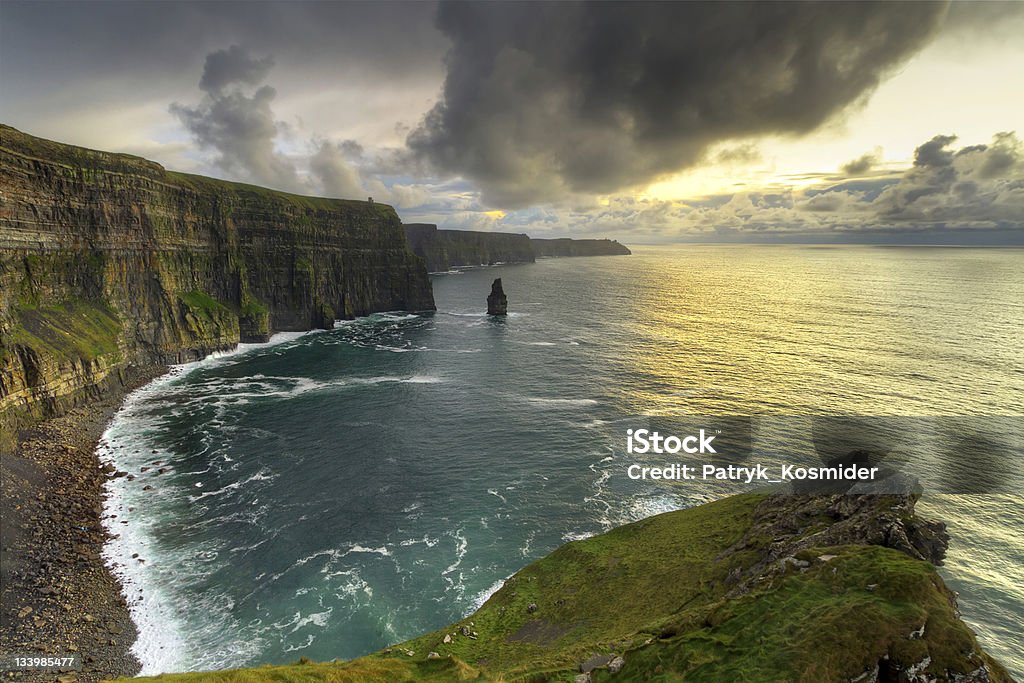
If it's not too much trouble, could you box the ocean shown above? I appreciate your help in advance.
[98,245,1024,677]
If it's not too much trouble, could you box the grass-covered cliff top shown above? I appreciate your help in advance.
[0,123,163,175]
[0,123,398,218]
[119,494,1011,682]
[165,171,397,216]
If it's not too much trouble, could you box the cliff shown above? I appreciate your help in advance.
[121,493,1012,683]
[531,237,631,257]
[404,223,535,272]
[403,224,632,272]
[0,124,434,440]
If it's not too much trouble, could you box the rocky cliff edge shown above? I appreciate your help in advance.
[0,124,434,441]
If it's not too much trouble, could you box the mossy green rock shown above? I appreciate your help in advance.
[118,494,1012,682]
[0,124,434,438]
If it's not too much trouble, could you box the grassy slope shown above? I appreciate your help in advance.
[117,494,1010,682]
[0,124,400,218]
[11,300,123,363]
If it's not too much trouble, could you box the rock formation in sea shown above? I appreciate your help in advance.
[487,278,508,315]
[0,124,435,437]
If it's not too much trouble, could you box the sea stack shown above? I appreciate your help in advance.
[487,278,508,315]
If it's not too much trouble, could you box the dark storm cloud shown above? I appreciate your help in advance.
[167,44,428,205]
[715,144,763,166]
[872,132,1024,223]
[408,1,949,208]
[971,133,1020,180]
[170,47,301,192]
[0,2,444,102]
[841,152,881,177]
[199,46,274,95]
[914,135,958,168]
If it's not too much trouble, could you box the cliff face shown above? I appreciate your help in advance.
[404,223,535,272]
[531,237,631,257]
[404,224,631,272]
[0,125,434,436]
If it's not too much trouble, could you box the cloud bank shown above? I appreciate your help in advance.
[409,2,948,208]
[9,2,1016,241]
[498,132,1022,241]
[171,46,302,192]
[170,46,429,207]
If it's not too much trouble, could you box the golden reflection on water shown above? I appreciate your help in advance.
[616,245,1024,416]
[599,245,1023,674]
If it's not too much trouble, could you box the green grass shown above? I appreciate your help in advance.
[166,171,398,217]
[1,124,397,217]
[610,545,955,682]
[241,298,269,319]
[1,123,163,177]
[10,299,122,362]
[239,295,271,338]
[119,494,1011,682]
[180,290,231,319]
[128,657,480,683]
[386,494,763,678]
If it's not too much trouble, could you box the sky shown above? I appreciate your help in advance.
[1,1,1022,243]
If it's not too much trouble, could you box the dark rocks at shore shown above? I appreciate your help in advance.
[487,278,508,316]
[0,365,166,682]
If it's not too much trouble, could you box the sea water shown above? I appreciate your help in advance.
[98,245,1024,677]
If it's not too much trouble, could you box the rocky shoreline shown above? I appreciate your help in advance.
[1,365,166,683]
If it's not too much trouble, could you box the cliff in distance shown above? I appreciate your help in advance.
[0,124,434,439]
[531,237,632,258]
[404,223,630,272]
[404,223,536,272]
[121,493,1013,682]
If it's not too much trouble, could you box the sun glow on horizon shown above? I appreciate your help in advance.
[641,160,848,203]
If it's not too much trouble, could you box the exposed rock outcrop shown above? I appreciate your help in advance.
[719,493,952,598]
[487,278,508,315]
[0,124,435,439]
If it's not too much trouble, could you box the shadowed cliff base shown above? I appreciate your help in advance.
[117,493,1012,682]
[404,223,630,273]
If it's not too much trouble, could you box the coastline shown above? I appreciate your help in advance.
[0,365,166,683]
[96,329,328,676]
